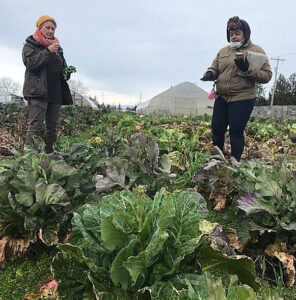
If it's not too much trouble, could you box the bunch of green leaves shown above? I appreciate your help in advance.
[63,65,76,80]
[52,188,259,299]
[235,158,296,245]
[0,149,94,252]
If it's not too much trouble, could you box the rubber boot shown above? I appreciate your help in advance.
[44,134,57,154]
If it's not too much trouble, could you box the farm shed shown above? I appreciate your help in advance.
[136,82,213,116]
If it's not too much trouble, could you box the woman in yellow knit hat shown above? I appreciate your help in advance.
[22,15,73,153]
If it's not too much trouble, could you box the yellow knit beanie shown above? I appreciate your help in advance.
[36,15,56,28]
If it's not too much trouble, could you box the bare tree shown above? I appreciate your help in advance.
[68,79,87,95]
[0,77,21,93]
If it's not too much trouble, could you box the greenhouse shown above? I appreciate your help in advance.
[136,81,213,116]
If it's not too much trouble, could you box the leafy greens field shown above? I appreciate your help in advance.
[0,103,296,299]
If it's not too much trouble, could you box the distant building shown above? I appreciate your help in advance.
[136,82,213,116]
[0,91,25,105]
[71,91,98,109]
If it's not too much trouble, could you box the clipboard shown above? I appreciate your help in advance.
[246,51,268,69]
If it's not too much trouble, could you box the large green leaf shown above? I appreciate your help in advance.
[101,216,128,250]
[49,160,77,183]
[156,193,175,230]
[71,205,109,268]
[15,191,34,206]
[198,238,260,291]
[29,182,69,215]
[110,239,137,290]
[254,177,282,199]
[100,190,151,234]
[10,168,37,193]
[123,229,169,284]
[237,192,276,216]
[152,191,207,281]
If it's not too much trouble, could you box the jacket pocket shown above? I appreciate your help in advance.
[30,77,41,95]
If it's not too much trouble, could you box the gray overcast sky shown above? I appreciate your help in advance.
[1,0,296,104]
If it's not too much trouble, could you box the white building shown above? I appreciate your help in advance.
[0,91,25,105]
[136,82,213,116]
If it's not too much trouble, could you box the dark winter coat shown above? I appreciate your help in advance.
[22,36,72,105]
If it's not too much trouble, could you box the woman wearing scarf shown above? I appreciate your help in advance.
[22,15,72,153]
[201,16,272,164]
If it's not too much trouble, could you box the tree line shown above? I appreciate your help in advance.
[256,73,296,106]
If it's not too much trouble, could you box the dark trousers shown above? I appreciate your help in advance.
[27,99,61,136]
[211,97,255,161]
[26,99,61,151]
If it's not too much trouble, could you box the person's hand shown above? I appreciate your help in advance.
[234,57,249,72]
[200,71,214,81]
[48,42,60,53]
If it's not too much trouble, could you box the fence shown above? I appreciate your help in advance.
[251,105,296,119]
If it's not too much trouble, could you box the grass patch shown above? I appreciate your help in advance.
[0,246,56,300]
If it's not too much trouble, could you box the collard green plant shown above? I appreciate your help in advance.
[52,188,259,299]
[52,188,207,298]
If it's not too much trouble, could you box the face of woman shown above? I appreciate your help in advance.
[40,21,56,39]
[229,29,244,42]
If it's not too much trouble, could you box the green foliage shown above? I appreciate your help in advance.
[0,149,95,254]
[272,73,296,105]
[0,102,27,131]
[236,159,296,244]
[59,105,103,137]
[63,65,76,80]
[52,188,260,299]
[94,133,175,195]
[2,107,296,298]
[52,188,207,298]
[236,160,296,248]
[246,118,291,142]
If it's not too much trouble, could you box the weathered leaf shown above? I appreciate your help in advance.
[0,236,31,266]
[198,237,260,291]
[237,192,276,216]
[50,161,77,183]
[265,241,295,287]
[38,228,59,246]
[157,154,172,173]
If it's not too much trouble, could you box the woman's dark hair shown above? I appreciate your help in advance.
[226,16,251,43]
